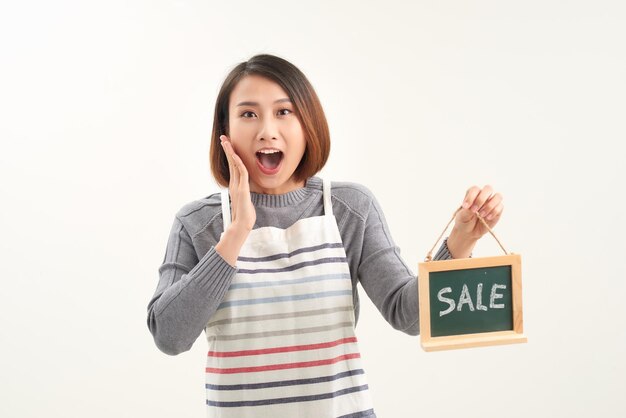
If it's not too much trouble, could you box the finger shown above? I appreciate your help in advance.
[231,152,249,190]
[471,185,494,213]
[231,153,251,223]
[478,192,503,218]
[220,135,235,184]
[222,137,240,185]
[221,137,240,219]
[462,186,481,210]
[486,202,504,222]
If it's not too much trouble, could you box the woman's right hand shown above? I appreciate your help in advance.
[220,135,256,232]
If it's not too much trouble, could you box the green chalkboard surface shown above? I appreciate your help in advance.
[429,265,513,337]
[418,253,525,351]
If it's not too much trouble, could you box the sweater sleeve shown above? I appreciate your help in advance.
[356,193,454,336]
[146,215,237,355]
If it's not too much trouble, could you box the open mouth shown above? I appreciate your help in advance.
[256,150,284,173]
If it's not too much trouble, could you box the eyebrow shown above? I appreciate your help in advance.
[236,98,292,107]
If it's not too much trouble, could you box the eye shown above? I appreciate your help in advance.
[240,109,292,118]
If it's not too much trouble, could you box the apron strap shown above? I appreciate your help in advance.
[221,188,231,231]
[322,177,333,216]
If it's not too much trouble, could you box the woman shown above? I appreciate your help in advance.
[146,53,503,417]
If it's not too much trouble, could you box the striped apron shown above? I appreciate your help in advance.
[204,177,375,418]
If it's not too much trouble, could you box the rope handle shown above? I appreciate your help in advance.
[424,205,509,262]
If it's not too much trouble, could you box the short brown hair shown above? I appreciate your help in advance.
[209,54,331,188]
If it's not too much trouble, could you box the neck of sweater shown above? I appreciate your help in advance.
[249,176,322,208]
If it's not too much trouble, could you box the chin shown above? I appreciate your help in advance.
[252,175,296,193]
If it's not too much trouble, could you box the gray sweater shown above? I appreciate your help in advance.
[147,176,453,355]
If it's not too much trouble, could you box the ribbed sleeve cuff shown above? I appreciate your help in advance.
[433,237,472,260]
[188,246,238,294]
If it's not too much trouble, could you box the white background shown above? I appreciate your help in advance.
[1,1,625,417]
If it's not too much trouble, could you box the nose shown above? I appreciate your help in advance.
[257,115,279,141]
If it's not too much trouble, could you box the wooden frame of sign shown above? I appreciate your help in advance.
[418,254,526,351]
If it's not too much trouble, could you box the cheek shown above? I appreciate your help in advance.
[233,143,252,162]
[287,123,306,151]
[289,119,304,135]
[227,118,249,136]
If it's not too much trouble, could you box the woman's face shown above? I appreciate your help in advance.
[227,74,307,195]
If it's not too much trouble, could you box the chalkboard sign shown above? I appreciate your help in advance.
[418,254,526,351]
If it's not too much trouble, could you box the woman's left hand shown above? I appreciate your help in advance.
[446,185,504,258]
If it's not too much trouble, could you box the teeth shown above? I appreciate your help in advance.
[257,149,281,154]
